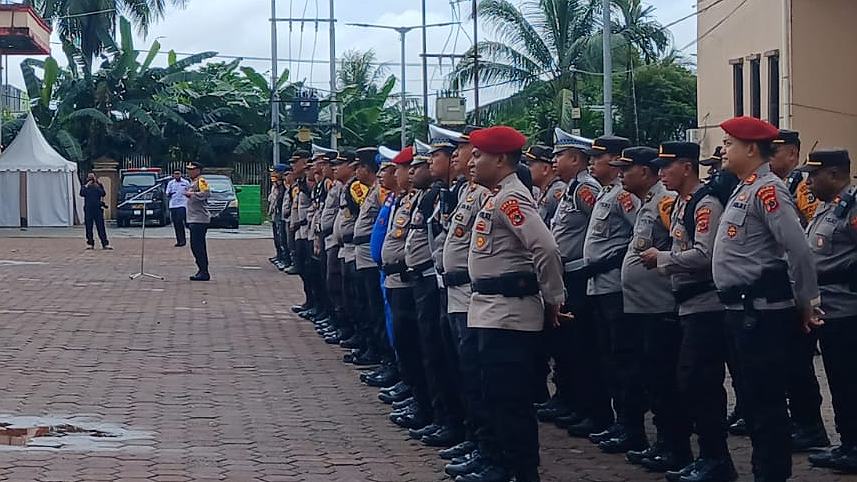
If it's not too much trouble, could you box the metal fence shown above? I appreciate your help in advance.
[119,156,268,185]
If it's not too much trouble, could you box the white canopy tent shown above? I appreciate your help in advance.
[0,114,83,227]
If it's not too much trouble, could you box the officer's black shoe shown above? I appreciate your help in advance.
[323,333,341,344]
[380,380,406,394]
[567,418,609,438]
[553,412,584,429]
[454,463,511,482]
[189,272,210,281]
[339,335,361,349]
[808,444,854,468]
[727,418,748,436]
[291,303,310,313]
[677,457,738,482]
[829,445,857,473]
[536,403,573,422]
[666,459,700,482]
[421,425,463,447]
[353,350,382,366]
[274,260,285,270]
[626,440,665,465]
[390,403,419,418]
[598,432,648,454]
[791,423,831,452]
[512,467,540,482]
[392,412,430,430]
[640,449,694,473]
[409,423,441,440]
[268,256,279,263]
[588,423,623,444]
[365,369,399,388]
[391,397,415,410]
[379,388,411,405]
[444,450,484,477]
[440,440,476,460]
[298,308,317,319]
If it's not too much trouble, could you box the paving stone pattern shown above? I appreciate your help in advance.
[0,237,855,481]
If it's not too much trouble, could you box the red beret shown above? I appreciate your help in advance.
[469,126,527,155]
[393,146,413,165]
[720,116,779,142]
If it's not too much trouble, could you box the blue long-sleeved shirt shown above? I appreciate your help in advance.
[371,191,397,265]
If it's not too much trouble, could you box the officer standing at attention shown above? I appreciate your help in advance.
[713,116,821,482]
[461,125,564,482]
[441,129,494,467]
[579,135,636,443]
[542,128,605,436]
[289,151,315,315]
[320,153,346,345]
[769,129,829,451]
[799,149,857,473]
[184,161,211,281]
[603,147,677,457]
[333,151,362,348]
[642,142,738,481]
[525,145,567,228]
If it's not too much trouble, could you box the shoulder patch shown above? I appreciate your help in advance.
[618,191,635,213]
[578,186,596,208]
[744,173,758,185]
[350,182,368,205]
[501,198,526,227]
[695,206,712,234]
[757,185,780,213]
[197,177,209,192]
[658,195,676,229]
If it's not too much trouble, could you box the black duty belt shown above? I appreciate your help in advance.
[319,227,334,238]
[343,233,354,243]
[818,268,857,292]
[584,249,627,279]
[472,272,539,297]
[401,260,436,282]
[353,235,371,245]
[382,261,407,276]
[717,262,792,305]
[673,281,716,304]
[443,270,471,287]
[297,220,308,227]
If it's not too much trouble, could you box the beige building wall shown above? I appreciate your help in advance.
[790,0,857,171]
[697,0,857,172]
[696,0,783,156]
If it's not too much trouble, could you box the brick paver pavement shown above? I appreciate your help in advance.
[0,236,855,482]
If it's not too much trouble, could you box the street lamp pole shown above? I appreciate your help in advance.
[602,0,613,135]
[271,0,281,165]
[347,22,458,148]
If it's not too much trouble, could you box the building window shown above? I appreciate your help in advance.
[767,51,780,127]
[749,56,761,118]
[731,59,744,117]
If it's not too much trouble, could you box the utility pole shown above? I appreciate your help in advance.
[602,0,612,135]
[421,0,429,123]
[329,0,337,148]
[271,0,280,166]
[348,21,458,148]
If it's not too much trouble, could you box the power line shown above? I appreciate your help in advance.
[679,0,747,52]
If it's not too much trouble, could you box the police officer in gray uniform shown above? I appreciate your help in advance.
[601,146,677,456]
[333,152,362,352]
[525,145,567,228]
[642,142,739,480]
[462,125,564,482]
[319,150,346,344]
[580,135,636,444]
[543,128,605,435]
[713,116,821,482]
[289,151,315,314]
[799,149,857,473]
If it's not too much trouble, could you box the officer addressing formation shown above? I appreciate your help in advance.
[269,114,857,482]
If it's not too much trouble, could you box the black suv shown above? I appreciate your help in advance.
[205,175,240,229]
[116,169,170,227]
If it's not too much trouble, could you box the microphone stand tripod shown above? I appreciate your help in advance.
[118,183,166,280]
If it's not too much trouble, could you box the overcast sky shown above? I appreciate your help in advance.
[4,0,697,113]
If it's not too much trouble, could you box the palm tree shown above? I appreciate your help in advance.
[337,49,388,94]
[25,0,188,76]
[448,0,599,130]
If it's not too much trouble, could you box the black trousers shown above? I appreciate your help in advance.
[170,207,186,245]
[677,311,729,458]
[279,222,291,263]
[591,292,624,427]
[326,247,343,327]
[271,219,283,258]
[358,267,387,356]
[475,327,540,473]
[84,208,109,247]
[389,287,431,412]
[294,238,314,306]
[725,308,794,481]
[438,294,464,430]
[411,275,455,425]
[616,313,650,435]
[819,316,857,447]
[786,325,824,428]
[641,313,689,452]
[452,312,484,441]
[340,260,359,337]
[312,247,329,316]
[188,223,209,274]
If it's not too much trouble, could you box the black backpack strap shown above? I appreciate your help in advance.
[786,171,803,195]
